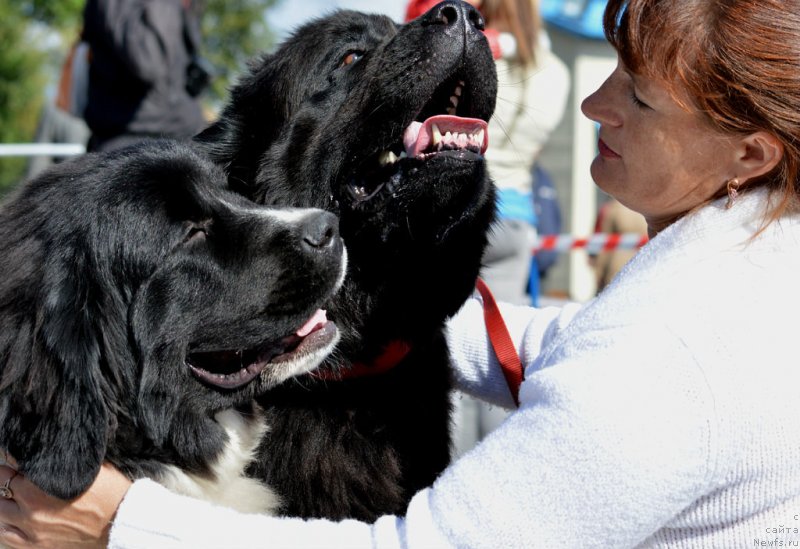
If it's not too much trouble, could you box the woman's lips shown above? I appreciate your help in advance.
[598,139,621,159]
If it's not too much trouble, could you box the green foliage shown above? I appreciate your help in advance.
[0,0,277,193]
[202,0,279,101]
[17,0,280,102]
[0,0,47,193]
[20,0,84,31]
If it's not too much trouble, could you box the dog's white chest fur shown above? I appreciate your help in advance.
[154,408,280,515]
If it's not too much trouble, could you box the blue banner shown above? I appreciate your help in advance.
[541,0,608,40]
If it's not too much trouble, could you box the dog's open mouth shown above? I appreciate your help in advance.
[347,76,489,203]
[401,114,487,159]
[186,309,336,389]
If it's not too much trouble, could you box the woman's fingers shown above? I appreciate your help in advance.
[0,459,131,549]
[0,466,18,499]
[0,451,18,470]
[0,465,52,514]
[0,465,29,548]
[0,523,29,549]
[0,464,49,515]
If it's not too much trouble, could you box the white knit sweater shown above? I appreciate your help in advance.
[109,189,800,548]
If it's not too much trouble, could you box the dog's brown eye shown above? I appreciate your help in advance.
[185,227,206,243]
[183,219,212,245]
[341,51,363,67]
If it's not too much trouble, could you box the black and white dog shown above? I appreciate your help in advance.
[197,0,498,520]
[0,140,346,513]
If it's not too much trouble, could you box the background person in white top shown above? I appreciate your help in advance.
[3,0,800,547]
[469,0,570,307]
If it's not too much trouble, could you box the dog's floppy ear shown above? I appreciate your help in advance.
[129,269,195,446]
[0,248,109,500]
[194,52,288,198]
[134,341,184,447]
[130,270,228,461]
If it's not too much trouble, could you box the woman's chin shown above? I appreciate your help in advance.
[589,158,615,193]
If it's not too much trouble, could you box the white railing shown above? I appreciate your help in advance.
[0,143,85,157]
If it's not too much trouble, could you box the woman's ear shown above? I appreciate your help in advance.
[736,131,784,181]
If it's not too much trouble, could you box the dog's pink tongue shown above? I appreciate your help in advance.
[402,115,488,158]
[296,309,328,337]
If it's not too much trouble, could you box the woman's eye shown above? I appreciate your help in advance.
[629,90,649,109]
[341,51,363,67]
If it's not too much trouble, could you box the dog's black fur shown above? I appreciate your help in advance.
[196,1,498,520]
[0,140,345,505]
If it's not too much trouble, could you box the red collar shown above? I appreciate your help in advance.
[308,279,523,402]
[310,339,411,381]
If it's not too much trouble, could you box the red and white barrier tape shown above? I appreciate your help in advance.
[534,233,649,254]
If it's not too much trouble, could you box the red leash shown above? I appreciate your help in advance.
[475,278,524,407]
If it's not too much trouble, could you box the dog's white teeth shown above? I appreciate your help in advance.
[432,128,485,152]
[449,84,462,114]
[449,86,461,111]
[432,123,442,146]
[378,150,399,166]
[353,186,369,198]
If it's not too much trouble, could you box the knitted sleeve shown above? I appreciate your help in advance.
[426,321,716,547]
[445,295,583,408]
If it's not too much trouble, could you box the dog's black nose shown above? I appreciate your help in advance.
[301,210,340,251]
[421,0,485,32]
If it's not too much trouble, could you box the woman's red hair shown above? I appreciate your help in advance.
[603,0,800,220]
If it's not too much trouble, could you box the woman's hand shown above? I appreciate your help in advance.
[0,455,131,549]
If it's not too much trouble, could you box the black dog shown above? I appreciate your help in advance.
[197,1,498,520]
[0,140,346,513]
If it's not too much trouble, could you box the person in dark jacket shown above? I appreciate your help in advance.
[82,0,208,152]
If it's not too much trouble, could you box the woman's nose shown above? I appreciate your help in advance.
[581,76,622,127]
